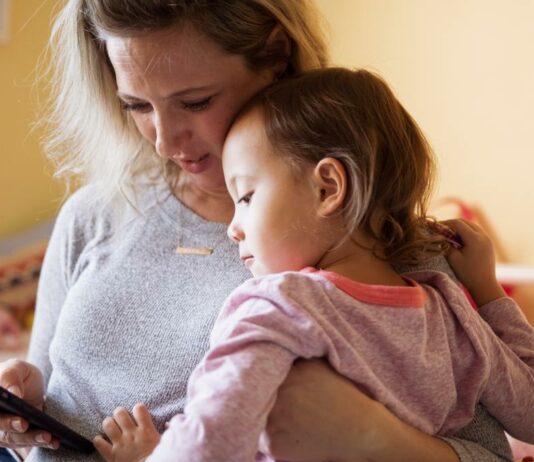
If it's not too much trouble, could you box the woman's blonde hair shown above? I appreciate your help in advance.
[43,0,329,208]
[236,68,449,266]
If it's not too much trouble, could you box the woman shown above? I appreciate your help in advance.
[0,1,513,461]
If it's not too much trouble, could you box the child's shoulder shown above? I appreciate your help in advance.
[234,270,332,297]
[404,270,474,311]
[403,269,461,292]
[223,270,336,314]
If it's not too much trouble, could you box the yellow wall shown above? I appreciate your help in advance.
[2,1,534,266]
[0,0,61,241]
[315,0,534,264]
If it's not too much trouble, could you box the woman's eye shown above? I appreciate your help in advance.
[182,96,213,112]
[121,101,152,113]
[237,192,254,205]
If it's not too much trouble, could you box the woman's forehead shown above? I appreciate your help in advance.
[106,25,250,96]
[106,25,232,73]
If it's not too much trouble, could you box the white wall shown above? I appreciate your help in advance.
[315,0,534,264]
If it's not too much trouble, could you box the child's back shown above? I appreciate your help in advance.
[148,267,534,462]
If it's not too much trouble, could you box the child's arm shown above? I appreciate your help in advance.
[445,219,534,364]
[445,219,534,443]
[93,403,161,462]
[146,289,329,462]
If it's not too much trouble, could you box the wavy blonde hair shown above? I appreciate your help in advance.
[237,68,450,266]
[43,0,329,208]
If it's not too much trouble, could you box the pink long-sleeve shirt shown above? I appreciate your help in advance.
[147,269,534,462]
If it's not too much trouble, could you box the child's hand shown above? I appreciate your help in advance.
[443,219,507,306]
[93,404,160,462]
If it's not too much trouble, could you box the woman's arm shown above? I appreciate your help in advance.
[263,359,512,462]
[0,192,91,458]
[26,198,75,382]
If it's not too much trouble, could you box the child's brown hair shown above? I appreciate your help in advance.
[237,68,449,266]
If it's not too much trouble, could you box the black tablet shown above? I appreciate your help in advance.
[0,386,94,454]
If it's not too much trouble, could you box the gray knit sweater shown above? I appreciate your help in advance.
[25,185,512,461]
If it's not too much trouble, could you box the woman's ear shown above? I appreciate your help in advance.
[265,25,291,79]
[312,157,347,217]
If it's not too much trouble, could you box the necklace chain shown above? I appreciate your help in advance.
[175,202,227,256]
[173,176,230,256]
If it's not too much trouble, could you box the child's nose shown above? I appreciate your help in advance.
[227,220,244,243]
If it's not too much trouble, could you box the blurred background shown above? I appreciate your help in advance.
[1,0,534,345]
[1,0,60,240]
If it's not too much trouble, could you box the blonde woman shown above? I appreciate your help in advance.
[0,1,514,461]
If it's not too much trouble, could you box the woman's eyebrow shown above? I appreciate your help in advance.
[117,86,215,102]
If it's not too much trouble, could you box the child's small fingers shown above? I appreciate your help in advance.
[435,220,464,250]
[113,406,136,431]
[93,434,113,461]
[132,403,155,429]
[444,218,487,237]
[102,416,122,441]
[440,219,467,233]
[446,247,463,267]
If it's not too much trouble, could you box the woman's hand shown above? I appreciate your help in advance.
[0,359,59,453]
[262,359,459,462]
[443,219,507,306]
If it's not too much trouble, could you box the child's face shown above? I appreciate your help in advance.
[222,109,328,277]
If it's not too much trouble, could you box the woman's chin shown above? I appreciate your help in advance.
[179,165,227,193]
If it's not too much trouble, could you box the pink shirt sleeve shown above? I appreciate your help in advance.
[475,297,534,442]
[479,297,534,367]
[146,277,330,462]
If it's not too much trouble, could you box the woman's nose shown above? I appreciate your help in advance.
[154,112,191,159]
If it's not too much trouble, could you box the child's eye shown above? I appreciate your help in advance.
[237,192,254,205]
[182,96,214,112]
[120,101,152,113]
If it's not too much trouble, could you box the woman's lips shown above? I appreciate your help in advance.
[175,153,211,174]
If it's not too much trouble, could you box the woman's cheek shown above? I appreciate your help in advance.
[131,114,156,145]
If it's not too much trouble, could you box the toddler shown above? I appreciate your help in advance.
[94,68,534,462]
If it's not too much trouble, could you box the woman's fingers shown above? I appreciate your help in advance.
[0,362,25,398]
[0,361,54,450]
[0,428,57,448]
[0,415,27,434]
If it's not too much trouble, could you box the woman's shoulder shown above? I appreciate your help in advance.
[55,185,109,227]
[52,185,120,246]
[58,184,100,213]
[52,180,171,249]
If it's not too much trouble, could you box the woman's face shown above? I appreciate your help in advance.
[106,24,276,192]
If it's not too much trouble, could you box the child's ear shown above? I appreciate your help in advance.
[312,157,347,217]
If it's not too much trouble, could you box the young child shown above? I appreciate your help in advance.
[94,68,534,462]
